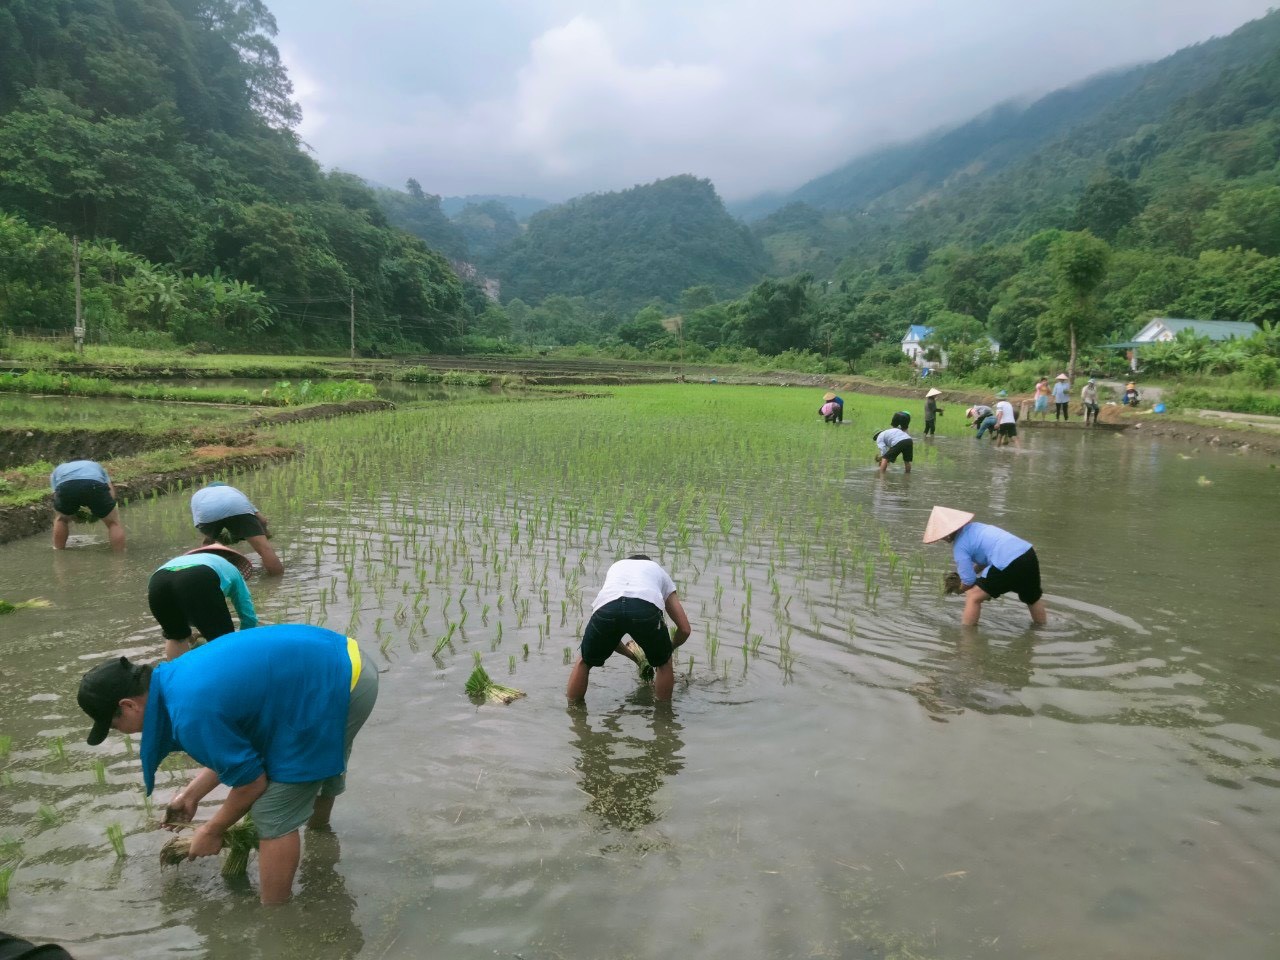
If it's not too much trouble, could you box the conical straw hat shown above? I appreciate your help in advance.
[1055,373,1069,381]
[922,506,975,543]
[823,392,836,401]
[184,544,254,576]
[925,388,942,398]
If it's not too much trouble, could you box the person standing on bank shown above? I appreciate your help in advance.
[50,460,125,551]
[149,545,257,660]
[567,555,692,703]
[1081,378,1100,425]
[1052,373,1071,421]
[923,506,1047,626]
[874,423,913,473]
[190,481,283,575]
[77,623,378,905]
[923,388,942,436]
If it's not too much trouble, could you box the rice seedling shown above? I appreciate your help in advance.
[36,805,59,826]
[465,652,526,704]
[0,865,14,899]
[106,823,127,859]
[0,598,52,615]
[93,759,108,786]
[0,735,10,759]
[48,737,66,762]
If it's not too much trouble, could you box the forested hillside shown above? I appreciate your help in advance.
[491,175,767,312]
[0,0,466,351]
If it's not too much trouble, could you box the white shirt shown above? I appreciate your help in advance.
[591,559,677,612]
[995,400,1015,423]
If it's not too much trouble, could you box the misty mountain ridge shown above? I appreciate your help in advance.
[737,9,1280,222]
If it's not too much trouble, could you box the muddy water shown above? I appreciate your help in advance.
[1,394,1279,959]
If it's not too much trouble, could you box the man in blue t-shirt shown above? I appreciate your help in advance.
[77,624,377,904]
[49,460,125,551]
[923,505,1048,626]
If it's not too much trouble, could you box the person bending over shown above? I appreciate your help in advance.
[50,460,125,551]
[567,555,691,703]
[923,505,1047,627]
[148,545,257,659]
[190,481,283,575]
[77,624,377,904]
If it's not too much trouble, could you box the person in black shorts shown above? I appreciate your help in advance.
[189,482,283,575]
[567,555,692,703]
[50,460,125,551]
[874,425,914,474]
[148,546,258,659]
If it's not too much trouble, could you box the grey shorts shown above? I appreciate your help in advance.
[251,651,379,839]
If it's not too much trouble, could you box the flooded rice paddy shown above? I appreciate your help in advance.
[1,385,1279,959]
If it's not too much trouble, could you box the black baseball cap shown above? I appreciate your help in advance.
[78,656,145,746]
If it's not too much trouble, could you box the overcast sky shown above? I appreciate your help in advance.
[268,0,1276,202]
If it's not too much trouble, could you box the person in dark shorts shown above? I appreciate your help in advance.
[567,555,692,703]
[923,505,1047,626]
[77,624,377,905]
[874,425,913,474]
[993,391,1020,448]
[189,482,283,575]
[149,545,257,660]
[923,388,942,436]
[50,460,125,551]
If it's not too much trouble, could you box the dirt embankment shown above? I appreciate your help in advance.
[1121,418,1280,457]
[0,428,169,469]
[249,399,395,425]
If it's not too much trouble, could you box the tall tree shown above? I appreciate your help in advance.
[1041,231,1112,378]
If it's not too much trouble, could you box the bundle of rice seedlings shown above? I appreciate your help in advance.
[625,641,656,682]
[465,652,526,705]
[942,572,965,595]
[0,598,51,616]
[159,816,259,877]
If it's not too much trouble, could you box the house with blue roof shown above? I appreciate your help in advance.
[901,325,933,364]
[901,324,999,370]
[1105,317,1260,370]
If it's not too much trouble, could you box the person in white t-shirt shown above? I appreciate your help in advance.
[567,555,692,703]
[993,391,1020,448]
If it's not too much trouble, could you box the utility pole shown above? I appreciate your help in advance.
[72,236,84,353]
[349,287,355,360]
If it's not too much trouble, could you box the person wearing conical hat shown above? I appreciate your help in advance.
[923,506,1047,626]
[1052,373,1072,421]
[966,404,997,440]
[923,388,943,437]
[1122,382,1140,406]
[820,391,844,423]
[148,545,258,660]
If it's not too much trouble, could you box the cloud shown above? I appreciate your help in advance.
[269,0,1277,201]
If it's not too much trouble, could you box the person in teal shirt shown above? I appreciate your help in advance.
[77,624,378,905]
[148,545,257,660]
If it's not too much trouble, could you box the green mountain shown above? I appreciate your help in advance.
[0,0,465,351]
[440,194,550,221]
[492,175,767,311]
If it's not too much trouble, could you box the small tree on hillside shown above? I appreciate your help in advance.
[1040,232,1111,380]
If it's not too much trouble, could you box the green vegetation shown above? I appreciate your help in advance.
[492,176,768,312]
[0,370,373,405]
[0,1,466,353]
[464,652,526,705]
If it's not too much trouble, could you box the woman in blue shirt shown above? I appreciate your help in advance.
[148,545,257,659]
[923,506,1047,626]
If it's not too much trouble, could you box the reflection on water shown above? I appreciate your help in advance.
[908,630,1036,720]
[569,705,685,833]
